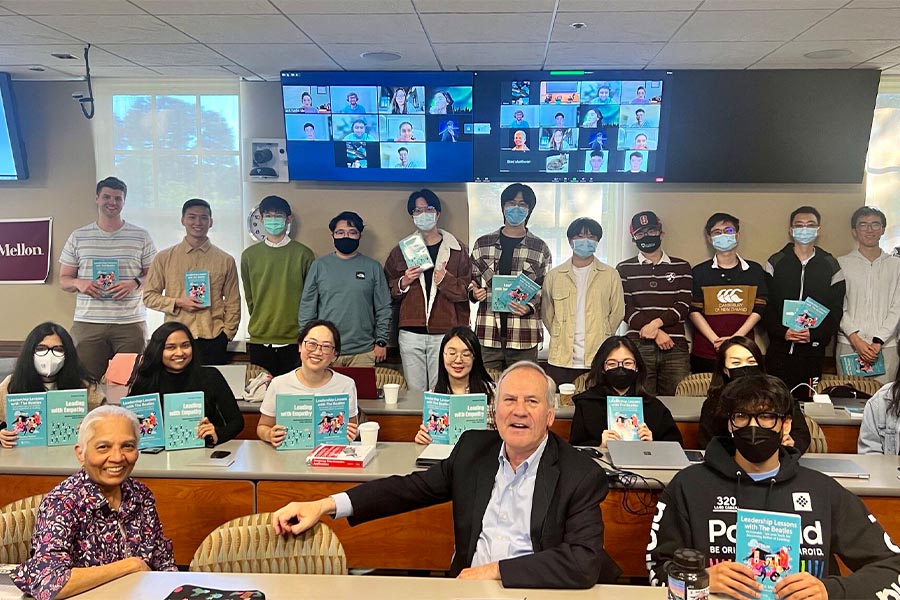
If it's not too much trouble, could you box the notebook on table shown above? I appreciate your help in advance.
[606,440,690,470]
[332,366,378,399]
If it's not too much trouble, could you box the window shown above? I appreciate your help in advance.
[865,76,900,253]
[92,82,244,339]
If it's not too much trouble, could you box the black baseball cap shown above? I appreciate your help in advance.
[630,211,661,235]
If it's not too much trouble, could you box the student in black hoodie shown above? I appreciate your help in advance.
[129,322,244,445]
[569,335,681,447]
[698,336,810,453]
[648,375,900,600]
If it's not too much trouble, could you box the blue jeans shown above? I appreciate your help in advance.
[398,330,444,393]
[637,341,690,396]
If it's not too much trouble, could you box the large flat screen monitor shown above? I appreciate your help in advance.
[280,71,474,182]
[472,70,673,183]
[0,73,28,181]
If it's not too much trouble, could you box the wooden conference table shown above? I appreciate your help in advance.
[238,393,863,453]
[1,440,897,579]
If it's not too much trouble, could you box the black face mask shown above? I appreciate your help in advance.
[635,235,662,253]
[334,237,360,254]
[725,365,761,381]
[604,367,638,391]
[732,425,782,464]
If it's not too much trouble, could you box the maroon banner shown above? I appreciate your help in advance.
[0,217,52,283]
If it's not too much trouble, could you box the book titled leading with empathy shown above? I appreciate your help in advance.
[422,392,488,445]
[275,393,351,450]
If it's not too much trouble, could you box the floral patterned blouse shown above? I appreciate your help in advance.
[12,469,176,600]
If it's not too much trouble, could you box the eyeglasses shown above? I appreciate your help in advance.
[34,345,65,357]
[333,229,360,239]
[503,201,530,209]
[710,227,736,236]
[729,411,785,429]
[302,340,335,355]
[856,222,884,232]
[604,359,636,370]
[412,206,437,216]
[444,349,473,361]
[633,228,661,240]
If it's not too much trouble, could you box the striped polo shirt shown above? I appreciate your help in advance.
[60,221,156,324]
[616,252,693,348]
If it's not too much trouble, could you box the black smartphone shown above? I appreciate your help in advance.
[210,450,231,459]
[685,450,704,463]
[140,447,164,455]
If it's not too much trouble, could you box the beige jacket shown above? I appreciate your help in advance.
[542,257,625,368]
[0,374,106,425]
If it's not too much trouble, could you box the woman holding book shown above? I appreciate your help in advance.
[569,336,681,447]
[414,327,495,444]
[697,336,809,453]
[128,322,243,446]
[0,321,105,448]
[257,319,359,446]
[12,404,177,599]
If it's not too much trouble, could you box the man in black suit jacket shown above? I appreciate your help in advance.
[273,361,620,589]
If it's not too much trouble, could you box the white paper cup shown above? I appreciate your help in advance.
[383,383,400,404]
[359,421,379,446]
[559,383,576,407]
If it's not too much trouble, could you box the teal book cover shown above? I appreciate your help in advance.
[46,389,87,447]
[735,509,801,600]
[315,393,350,444]
[449,394,488,444]
[793,297,829,329]
[491,275,518,312]
[502,273,540,308]
[121,393,165,450]
[92,258,119,299]
[781,299,804,329]
[275,394,315,451]
[398,232,434,271]
[423,392,451,445]
[184,270,211,307]
[606,396,644,441]
[5,392,47,447]
[164,392,205,450]
[839,352,886,377]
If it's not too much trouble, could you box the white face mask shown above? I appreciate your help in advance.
[34,353,65,378]
[413,212,437,231]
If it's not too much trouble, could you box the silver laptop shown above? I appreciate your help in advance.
[415,444,453,467]
[213,364,248,400]
[799,457,870,479]
[607,440,690,470]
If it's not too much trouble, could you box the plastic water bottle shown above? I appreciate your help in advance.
[666,548,710,600]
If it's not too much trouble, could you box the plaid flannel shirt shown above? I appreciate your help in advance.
[470,229,552,350]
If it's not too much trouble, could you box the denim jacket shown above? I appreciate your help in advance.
[858,382,900,455]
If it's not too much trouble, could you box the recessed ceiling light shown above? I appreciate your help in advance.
[360,51,402,62]
[570,22,586,29]
[803,48,852,60]
[50,52,78,60]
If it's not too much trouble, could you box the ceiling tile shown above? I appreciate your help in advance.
[32,15,193,44]
[649,41,782,67]
[550,11,690,43]
[0,1,141,15]
[55,65,161,78]
[132,0,278,14]
[289,13,427,44]
[850,44,900,66]
[321,42,440,69]
[846,0,900,6]
[756,40,900,66]
[699,0,846,8]
[209,43,340,71]
[160,15,309,44]
[433,43,546,66]
[0,7,11,14]
[0,16,79,44]
[274,0,414,13]
[100,44,229,66]
[0,45,130,66]
[546,42,664,66]
[0,64,80,79]
[141,65,241,78]
[559,0,701,10]
[420,13,549,43]
[414,0,553,12]
[798,8,900,40]
[673,10,831,42]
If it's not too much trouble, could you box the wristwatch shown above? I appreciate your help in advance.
[873,337,885,346]
[133,277,142,287]
[375,340,387,348]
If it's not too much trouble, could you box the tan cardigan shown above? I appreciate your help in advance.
[542,257,625,368]
[0,374,106,425]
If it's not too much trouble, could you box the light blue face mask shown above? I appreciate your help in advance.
[791,227,818,245]
[413,212,437,231]
[504,205,528,226]
[572,238,598,258]
[263,215,286,236]
[711,233,737,252]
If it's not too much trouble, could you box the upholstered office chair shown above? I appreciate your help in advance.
[804,415,828,454]
[817,375,884,397]
[675,373,713,397]
[572,372,590,393]
[487,368,504,385]
[0,493,44,564]
[190,514,347,574]
[375,366,407,391]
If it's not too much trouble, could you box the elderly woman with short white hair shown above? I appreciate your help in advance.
[12,405,176,600]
